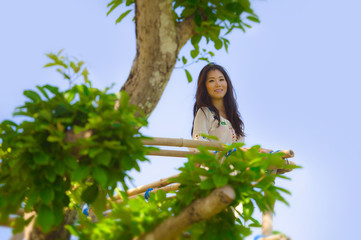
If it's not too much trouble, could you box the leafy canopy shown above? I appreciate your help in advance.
[107,0,261,82]
[0,51,151,233]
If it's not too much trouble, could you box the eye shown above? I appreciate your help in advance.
[219,78,225,81]
[208,79,214,82]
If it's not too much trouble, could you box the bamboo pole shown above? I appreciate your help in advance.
[136,185,235,240]
[259,234,289,240]
[104,183,181,215]
[143,137,294,158]
[124,183,180,202]
[126,174,180,197]
[142,137,224,149]
[147,149,196,158]
[148,148,294,159]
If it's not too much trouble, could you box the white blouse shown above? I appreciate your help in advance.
[192,107,245,144]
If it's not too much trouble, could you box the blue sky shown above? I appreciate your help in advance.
[1,0,361,239]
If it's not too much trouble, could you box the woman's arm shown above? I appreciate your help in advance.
[192,108,211,141]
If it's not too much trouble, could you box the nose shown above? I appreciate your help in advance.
[215,80,221,86]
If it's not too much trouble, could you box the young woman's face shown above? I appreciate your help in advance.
[205,70,227,101]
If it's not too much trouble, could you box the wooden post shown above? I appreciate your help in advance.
[262,169,277,236]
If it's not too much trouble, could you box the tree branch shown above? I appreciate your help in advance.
[137,185,235,240]
[121,0,196,117]
[176,16,196,49]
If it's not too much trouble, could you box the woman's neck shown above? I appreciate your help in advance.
[212,99,227,119]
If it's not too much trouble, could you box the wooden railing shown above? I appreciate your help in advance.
[3,137,295,240]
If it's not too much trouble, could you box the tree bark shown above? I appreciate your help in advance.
[121,0,195,117]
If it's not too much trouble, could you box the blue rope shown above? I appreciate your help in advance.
[82,207,89,216]
[144,188,153,200]
[225,148,237,157]
[254,235,268,240]
[269,150,280,154]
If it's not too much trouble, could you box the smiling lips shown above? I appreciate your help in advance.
[214,89,223,92]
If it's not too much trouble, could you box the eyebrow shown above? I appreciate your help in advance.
[207,76,224,79]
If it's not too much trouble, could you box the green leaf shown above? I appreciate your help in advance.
[93,167,108,188]
[43,85,59,94]
[24,90,41,102]
[182,56,187,65]
[52,206,64,226]
[107,0,124,16]
[185,69,192,83]
[92,188,107,220]
[95,150,112,166]
[64,155,78,169]
[36,86,50,100]
[65,90,76,103]
[46,53,59,62]
[191,34,202,46]
[43,62,58,68]
[115,9,132,23]
[81,184,99,204]
[89,148,102,158]
[125,0,134,6]
[199,178,214,190]
[64,225,79,237]
[45,169,56,183]
[199,133,219,141]
[214,39,223,50]
[62,72,70,80]
[33,152,50,165]
[38,110,52,122]
[191,48,199,59]
[247,16,260,23]
[72,166,91,182]
[40,188,54,205]
[194,12,202,26]
[25,190,39,210]
[82,68,89,83]
[242,201,254,220]
[37,205,54,233]
[47,135,62,142]
[116,91,129,108]
[54,161,66,175]
[212,174,228,187]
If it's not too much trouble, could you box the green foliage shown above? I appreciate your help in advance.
[69,143,296,239]
[0,53,150,233]
[69,190,174,239]
[44,49,89,87]
[107,0,260,82]
[171,144,293,239]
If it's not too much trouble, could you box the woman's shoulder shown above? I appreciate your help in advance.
[196,107,213,118]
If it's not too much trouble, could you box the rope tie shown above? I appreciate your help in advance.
[82,207,89,216]
[144,188,154,200]
[254,235,269,240]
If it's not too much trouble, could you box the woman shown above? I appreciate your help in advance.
[192,63,245,145]
[192,63,288,170]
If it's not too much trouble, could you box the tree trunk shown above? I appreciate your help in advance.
[25,209,78,240]
[121,0,195,117]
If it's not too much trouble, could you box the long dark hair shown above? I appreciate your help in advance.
[191,63,245,138]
